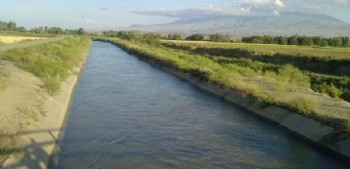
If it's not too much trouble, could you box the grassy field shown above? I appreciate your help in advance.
[163,40,350,102]
[96,37,350,133]
[0,36,47,45]
[0,36,91,166]
[163,40,350,60]
[1,36,91,95]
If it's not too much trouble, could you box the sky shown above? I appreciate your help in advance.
[1,0,350,31]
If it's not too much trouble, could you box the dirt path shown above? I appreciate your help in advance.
[0,37,65,53]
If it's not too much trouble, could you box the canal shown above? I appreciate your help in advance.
[56,41,348,168]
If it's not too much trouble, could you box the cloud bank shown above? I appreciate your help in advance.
[134,0,349,19]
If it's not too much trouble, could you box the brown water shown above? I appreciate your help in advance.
[56,41,348,169]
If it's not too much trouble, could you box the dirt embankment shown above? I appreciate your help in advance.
[0,37,88,169]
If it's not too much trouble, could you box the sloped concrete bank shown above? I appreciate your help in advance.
[99,40,350,163]
[2,68,83,169]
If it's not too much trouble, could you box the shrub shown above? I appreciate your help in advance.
[326,83,343,98]
[255,97,274,108]
[278,64,310,87]
[186,33,204,41]
[290,95,318,115]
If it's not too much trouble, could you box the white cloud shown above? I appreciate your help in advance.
[274,0,284,8]
[238,0,284,8]
[335,0,350,5]
[134,0,350,20]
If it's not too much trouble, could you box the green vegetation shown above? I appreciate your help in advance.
[1,20,86,35]
[209,33,231,42]
[185,33,204,41]
[0,36,91,167]
[242,35,350,47]
[1,36,91,95]
[162,40,350,102]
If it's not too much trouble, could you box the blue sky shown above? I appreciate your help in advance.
[1,0,350,31]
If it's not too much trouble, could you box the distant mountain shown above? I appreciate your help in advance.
[129,13,350,37]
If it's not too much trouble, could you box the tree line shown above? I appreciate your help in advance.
[242,35,350,47]
[101,30,350,48]
[0,20,86,35]
[103,31,232,42]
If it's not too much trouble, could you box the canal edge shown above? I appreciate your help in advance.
[99,39,350,164]
[2,43,92,169]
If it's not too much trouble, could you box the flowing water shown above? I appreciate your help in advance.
[56,41,348,169]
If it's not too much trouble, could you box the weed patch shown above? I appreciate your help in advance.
[1,37,91,95]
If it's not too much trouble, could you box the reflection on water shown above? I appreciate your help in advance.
[56,41,348,169]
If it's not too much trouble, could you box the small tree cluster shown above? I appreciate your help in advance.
[209,33,231,42]
[185,33,204,41]
[102,30,165,45]
[242,35,350,47]
[0,21,22,32]
[0,20,86,35]
[167,33,182,40]
[30,27,85,35]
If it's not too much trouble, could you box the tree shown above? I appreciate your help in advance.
[0,21,8,30]
[288,36,298,45]
[186,33,204,41]
[77,27,86,35]
[301,36,314,46]
[262,35,274,44]
[209,33,230,42]
[168,33,182,40]
[320,39,329,47]
[313,37,322,46]
[7,21,16,31]
[30,27,45,34]
[252,36,264,43]
[16,26,26,32]
[342,37,350,47]
[48,27,64,34]
[333,37,342,47]
[276,36,288,45]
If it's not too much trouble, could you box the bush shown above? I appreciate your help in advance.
[186,33,204,41]
[341,90,350,102]
[326,83,343,98]
[278,64,310,87]
[290,95,318,115]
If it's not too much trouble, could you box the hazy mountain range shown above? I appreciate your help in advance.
[129,13,350,37]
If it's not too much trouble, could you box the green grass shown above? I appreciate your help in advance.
[163,40,350,60]
[0,30,56,38]
[289,95,319,116]
[163,40,350,103]
[1,36,91,95]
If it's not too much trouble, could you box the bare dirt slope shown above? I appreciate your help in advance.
[0,36,80,169]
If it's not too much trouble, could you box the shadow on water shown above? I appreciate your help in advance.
[0,128,63,169]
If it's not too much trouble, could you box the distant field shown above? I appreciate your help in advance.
[163,40,350,60]
[0,36,47,45]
